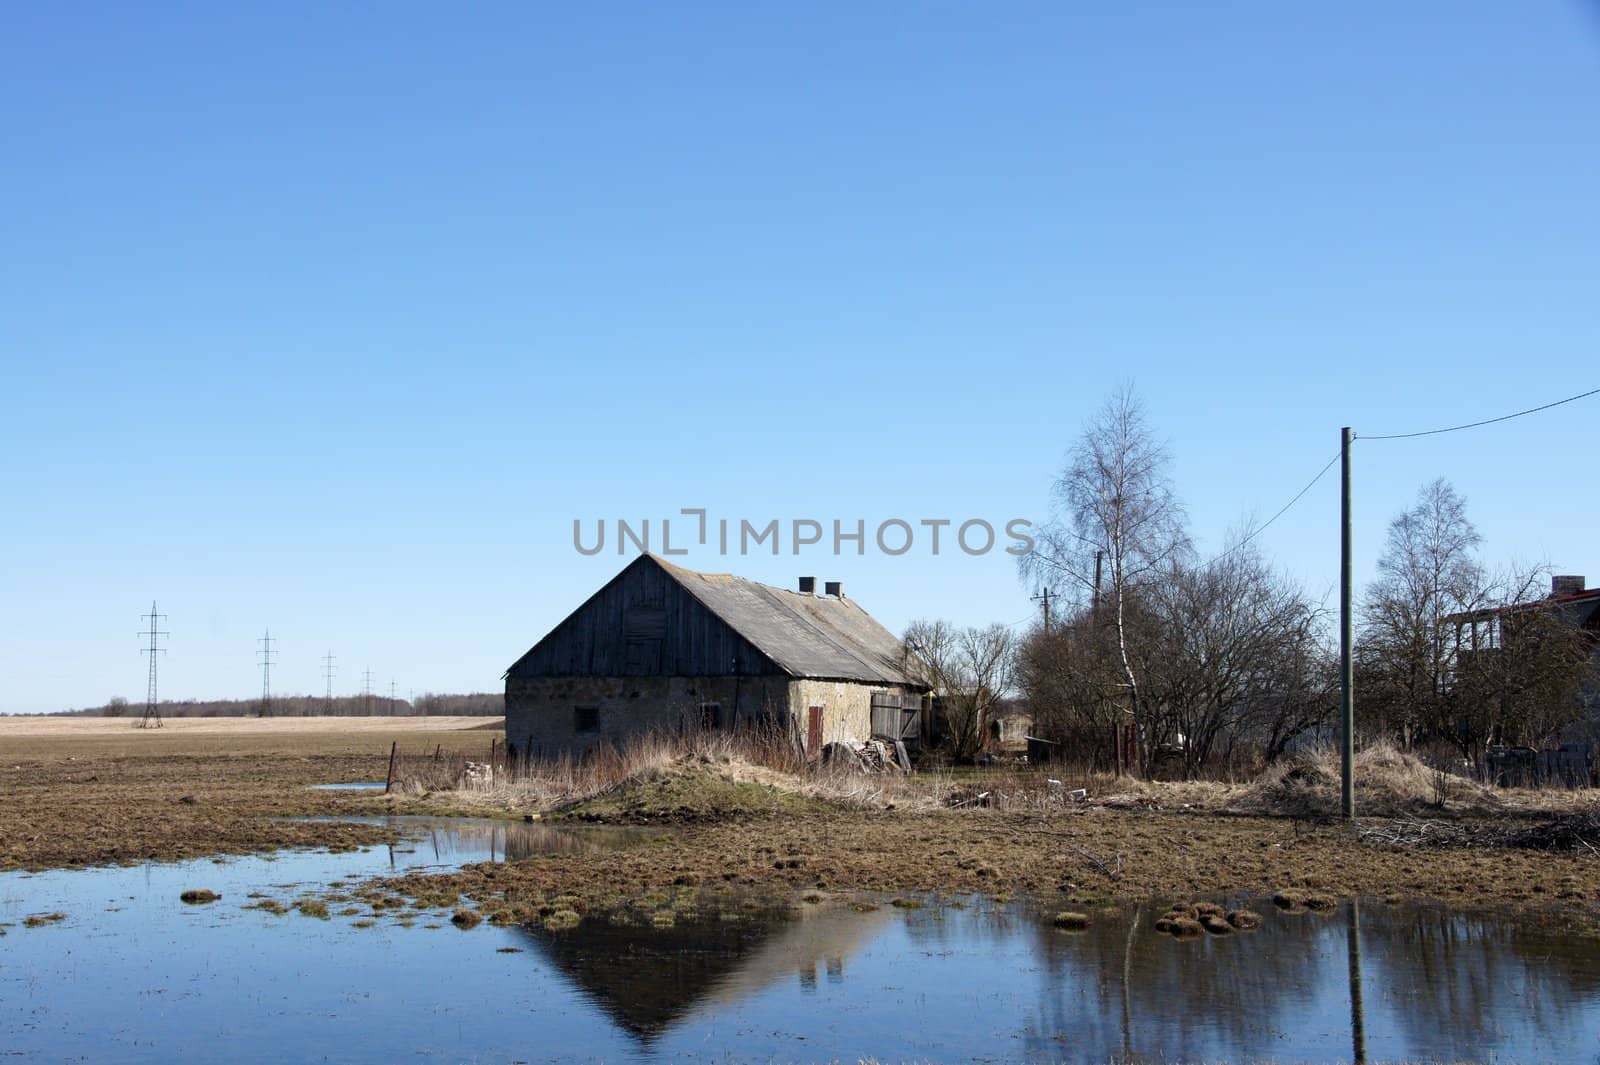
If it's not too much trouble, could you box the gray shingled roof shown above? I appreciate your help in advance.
[655,557,920,685]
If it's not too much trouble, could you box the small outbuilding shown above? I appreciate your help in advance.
[504,555,928,759]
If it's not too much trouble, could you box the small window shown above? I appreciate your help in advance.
[574,706,600,734]
[699,702,722,730]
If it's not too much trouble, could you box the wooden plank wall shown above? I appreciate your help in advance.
[509,558,783,678]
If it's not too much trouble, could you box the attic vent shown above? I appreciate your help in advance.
[1552,575,1586,597]
[798,576,816,595]
[824,580,843,599]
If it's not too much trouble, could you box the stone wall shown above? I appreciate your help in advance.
[786,679,925,749]
[505,674,792,757]
[505,674,926,758]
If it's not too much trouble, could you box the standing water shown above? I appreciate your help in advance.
[2,818,1597,1063]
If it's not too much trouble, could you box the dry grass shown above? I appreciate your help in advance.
[1229,741,1500,819]
[393,725,964,817]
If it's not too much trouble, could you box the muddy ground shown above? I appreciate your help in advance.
[0,718,496,868]
[3,720,1596,927]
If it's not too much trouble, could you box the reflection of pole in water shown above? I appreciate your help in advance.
[1347,899,1367,1065]
[1121,903,1141,1061]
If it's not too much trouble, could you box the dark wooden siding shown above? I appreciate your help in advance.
[507,556,784,678]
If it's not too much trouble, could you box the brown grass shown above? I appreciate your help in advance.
[393,725,966,817]
[1229,742,1499,819]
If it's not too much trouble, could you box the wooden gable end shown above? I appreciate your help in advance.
[507,556,784,678]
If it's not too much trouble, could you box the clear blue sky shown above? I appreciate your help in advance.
[3,3,1597,713]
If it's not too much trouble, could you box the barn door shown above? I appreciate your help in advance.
[806,705,824,761]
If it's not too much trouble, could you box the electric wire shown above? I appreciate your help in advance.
[1360,387,1600,441]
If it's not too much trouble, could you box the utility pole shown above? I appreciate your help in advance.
[1340,427,1356,820]
[138,602,168,729]
[257,630,276,717]
[1092,550,1104,618]
[322,651,337,714]
[1031,587,1054,633]
[362,668,373,717]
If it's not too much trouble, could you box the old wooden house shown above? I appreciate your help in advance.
[504,555,928,758]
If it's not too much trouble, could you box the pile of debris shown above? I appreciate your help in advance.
[462,760,496,787]
[1357,810,1600,853]
[821,739,909,774]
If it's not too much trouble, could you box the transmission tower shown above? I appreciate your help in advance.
[257,630,276,717]
[138,601,168,729]
[362,668,373,716]
[322,651,337,713]
[388,679,397,712]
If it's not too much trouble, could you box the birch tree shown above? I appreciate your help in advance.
[1020,385,1188,771]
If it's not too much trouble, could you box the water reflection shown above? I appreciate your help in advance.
[3,825,1599,1063]
[294,814,658,866]
[1011,895,1600,1064]
[1348,900,1366,1065]
[518,902,890,1042]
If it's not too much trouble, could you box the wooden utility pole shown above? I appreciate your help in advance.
[1340,427,1356,819]
[1092,551,1104,618]
[1031,587,1054,633]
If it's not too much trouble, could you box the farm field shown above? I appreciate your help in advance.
[0,716,501,869]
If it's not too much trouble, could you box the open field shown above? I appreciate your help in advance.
[0,716,502,868]
[0,714,500,760]
[2,718,1596,928]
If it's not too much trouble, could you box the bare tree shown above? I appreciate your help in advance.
[1447,564,1595,756]
[904,619,1015,762]
[1021,385,1188,770]
[1145,544,1333,776]
[1359,478,1484,748]
[1016,611,1128,757]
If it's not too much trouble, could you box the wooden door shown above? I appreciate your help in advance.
[807,705,824,760]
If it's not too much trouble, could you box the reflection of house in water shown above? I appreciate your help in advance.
[517,902,889,1043]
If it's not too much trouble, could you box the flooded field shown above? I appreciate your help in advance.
[2,818,1598,1063]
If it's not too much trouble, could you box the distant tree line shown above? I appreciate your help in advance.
[56,691,504,718]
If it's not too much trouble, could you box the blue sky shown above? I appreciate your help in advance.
[3,2,1597,713]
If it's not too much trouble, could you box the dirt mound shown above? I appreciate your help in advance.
[556,758,827,822]
[1229,742,1499,819]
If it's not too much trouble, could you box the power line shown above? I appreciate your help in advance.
[1361,386,1600,441]
[258,630,276,718]
[322,651,337,710]
[1204,449,1342,566]
[137,602,168,729]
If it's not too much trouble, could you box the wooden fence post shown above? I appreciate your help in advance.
[384,741,398,794]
